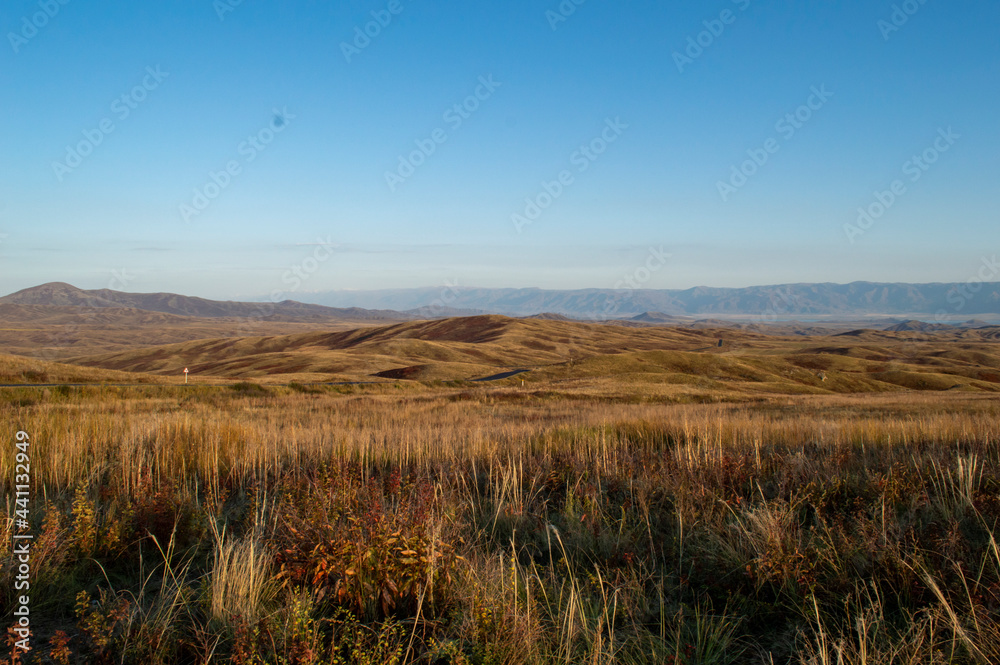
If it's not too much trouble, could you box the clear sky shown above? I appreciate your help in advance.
[0,0,997,300]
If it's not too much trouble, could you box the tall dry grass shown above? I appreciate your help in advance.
[1,385,998,663]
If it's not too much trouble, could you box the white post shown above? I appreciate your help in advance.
[184,368,189,384]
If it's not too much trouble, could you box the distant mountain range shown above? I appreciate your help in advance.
[304,282,1000,319]
[2,281,998,326]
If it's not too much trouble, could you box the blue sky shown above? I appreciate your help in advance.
[0,0,997,300]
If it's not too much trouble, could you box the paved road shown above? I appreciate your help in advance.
[470,368,531,382]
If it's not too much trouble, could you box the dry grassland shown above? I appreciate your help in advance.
[2,379,998,664]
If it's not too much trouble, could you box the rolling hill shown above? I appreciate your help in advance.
[0,303,398,359]
[6,282,1000,398]
[0,283,418,359]
[63,315,1000,396]
[66,315,720,380]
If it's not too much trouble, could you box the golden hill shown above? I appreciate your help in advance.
[0,352,165,385]
[0,303,387,359]
[59,315,1000,396]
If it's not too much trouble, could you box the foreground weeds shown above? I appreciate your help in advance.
[1,388,999,663]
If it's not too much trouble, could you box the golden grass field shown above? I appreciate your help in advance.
[2,315,1000,663]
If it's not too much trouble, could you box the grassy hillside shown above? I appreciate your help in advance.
[0,353,166,385]
[63,316,1000,396]
[0,303,385,359]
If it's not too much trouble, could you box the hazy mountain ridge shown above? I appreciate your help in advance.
[4,282,999,327]
[305,282,1000,318]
